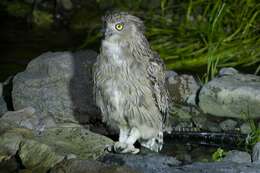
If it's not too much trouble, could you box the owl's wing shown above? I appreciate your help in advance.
[147,52,169,126]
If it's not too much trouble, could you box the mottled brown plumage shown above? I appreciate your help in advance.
[93,12,169,153]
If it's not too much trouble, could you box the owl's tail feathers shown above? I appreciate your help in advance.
[140,132,163,152]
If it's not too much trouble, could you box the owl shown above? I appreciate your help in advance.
[93,12,169,154]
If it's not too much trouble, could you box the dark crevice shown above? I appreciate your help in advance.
[2,76,14,111]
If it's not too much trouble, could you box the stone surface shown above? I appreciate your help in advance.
[36,124,113,160]
[166,72,200,106]
[219,67,239,76]
[100,153,260,173]
[252,142,260,163]
[240,123,252,134]
[1,107,56,131]
[219,119,238,131]
[12,51,100,127]
[0,83,8,117]
[222,150,251,163]
[19,139,64,173]
[50,159,138,173]
[100,153,181,173]
[0,119,113,173]
[199,73,260,119]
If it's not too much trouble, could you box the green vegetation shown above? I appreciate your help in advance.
[241,109,260,150]
[90,0,260,81]
[3,0,31,18]
[212,148,226,161]
[32,10,53,28]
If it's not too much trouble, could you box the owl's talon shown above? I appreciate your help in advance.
[113,142,140,154]
[113,142,128,153]
[104,144,114,152]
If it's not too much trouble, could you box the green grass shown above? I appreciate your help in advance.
[88,0,260,82]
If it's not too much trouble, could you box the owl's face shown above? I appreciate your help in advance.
[102,12,144,41]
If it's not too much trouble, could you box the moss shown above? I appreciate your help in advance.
[32,10,53,28]
[5,1,31,18]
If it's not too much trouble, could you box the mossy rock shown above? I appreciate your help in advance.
[0,120,113,173]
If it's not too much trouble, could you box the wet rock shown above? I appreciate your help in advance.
[199,72,260,119]
[100,153,181,173]
[1,107,56,131]
[166,73,200,106]
[219,119,237,131]
[222,150,251,163]
[0,83,8,117]
[240,123,252,134]
[100,153,260,173]
[50,159,138,173]
[252,142,260,163]
[172,162,260,173]
[12,50,99,126]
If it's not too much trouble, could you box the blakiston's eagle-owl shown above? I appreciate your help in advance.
[93,12,169,154]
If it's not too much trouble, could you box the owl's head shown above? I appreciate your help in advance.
[102,12,145,40]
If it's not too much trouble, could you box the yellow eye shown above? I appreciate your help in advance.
[115,23,124,31]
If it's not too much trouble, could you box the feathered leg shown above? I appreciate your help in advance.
[113,127,140,154]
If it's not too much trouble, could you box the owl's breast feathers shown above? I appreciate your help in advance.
[93,40,169,130]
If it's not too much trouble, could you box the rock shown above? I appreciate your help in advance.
[100,153,181,173]
[50,159,138,173]
[99,153,260,173]
[240,123,252,134]
[192,116,207,129]
[205,121,222,132]
[0,152,18,173]
[60,0,73,10]
[252,142,260,163]
[1,107,56,131]
[199,73,260,119]
[172,162,260,173]
[219,67,239,76]
[12,51,100,127]
[219,119,237,131]
[222,150,251,163]
[35,124,113,160]
[0,119,113,173]
[166,73,200,106]
[19,139,64,173]
[0,83,8,117]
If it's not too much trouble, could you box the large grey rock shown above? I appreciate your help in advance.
[199,72,260,119]
[166,72,200,106]
[222,150,251,163]
[252,142,260,163]
[12,51,99,126]
[0,83,8,117]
